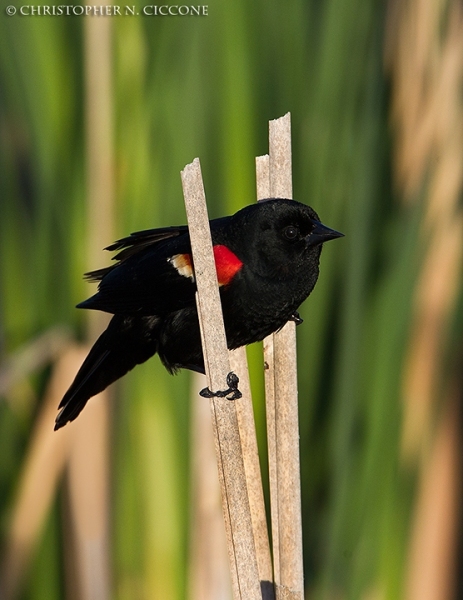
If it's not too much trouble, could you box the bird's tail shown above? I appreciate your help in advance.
[55,314,160,430]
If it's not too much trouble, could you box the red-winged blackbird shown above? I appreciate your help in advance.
[55,198,342,430]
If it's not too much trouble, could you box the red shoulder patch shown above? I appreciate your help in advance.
[213,245,243,286]
[169,246,242,286]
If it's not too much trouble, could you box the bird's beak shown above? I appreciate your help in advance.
[306,221,344,247]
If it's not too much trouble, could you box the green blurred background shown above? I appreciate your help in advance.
[1,0,463,598]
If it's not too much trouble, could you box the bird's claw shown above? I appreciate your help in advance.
[200,371,242,400]
[289,311,304,325]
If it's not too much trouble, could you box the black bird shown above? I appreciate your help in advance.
[55,198,342,429]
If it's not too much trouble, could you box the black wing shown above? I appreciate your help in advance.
[78,225,197,315]
[85,226,188,282]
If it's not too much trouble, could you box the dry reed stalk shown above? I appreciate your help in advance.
[188,372,232,600]
[0,327,71,397]
[62,11,115,600]
[0,347,85,599]
[258,114,304,600]
[256,154,282,590]
[404,395,460,600]
[386,0,463,459]
[256,154,280,585]
[181,158,262,600]
[66,388,111,600]
[188,177,273,597]
[84,14,115,284]
[386,1,463,597]
[229,347,274,598]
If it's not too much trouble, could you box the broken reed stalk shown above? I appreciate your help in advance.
[181,158,262,600]
[259,113,304,599]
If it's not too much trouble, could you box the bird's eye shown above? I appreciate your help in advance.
[284,225,298,240]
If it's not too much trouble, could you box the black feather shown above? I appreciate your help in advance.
[56,199,343,430]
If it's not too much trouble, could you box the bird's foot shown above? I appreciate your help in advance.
[200,371,242,400]
[289,311,304,326]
